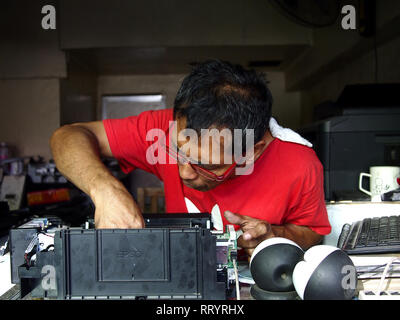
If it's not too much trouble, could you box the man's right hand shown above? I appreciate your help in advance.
[92,182,145,229]
[50,121,145,229]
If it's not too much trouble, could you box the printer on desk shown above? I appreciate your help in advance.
[299,84,400,202]
[9,214,239,300]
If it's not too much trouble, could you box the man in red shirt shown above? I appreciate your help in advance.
[50,60,331,256]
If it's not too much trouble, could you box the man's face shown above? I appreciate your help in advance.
[173,117,236,191]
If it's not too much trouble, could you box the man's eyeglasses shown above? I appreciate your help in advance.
[162,141,237,182]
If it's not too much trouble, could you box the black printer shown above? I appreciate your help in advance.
[299,84,400,201]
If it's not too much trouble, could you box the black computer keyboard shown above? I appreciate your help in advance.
[338,215,400,254]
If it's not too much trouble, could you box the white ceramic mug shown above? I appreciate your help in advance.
[359,166,400,201]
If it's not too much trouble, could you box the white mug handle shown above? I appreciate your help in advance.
[359,173,372,196]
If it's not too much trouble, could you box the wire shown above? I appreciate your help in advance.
[232,258,240,300]
[39,232,54,238]
[25,235,39,254]
[357,262,400,275]
[376,258,400,295]
[42,244,55,252]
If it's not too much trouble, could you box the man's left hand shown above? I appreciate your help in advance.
[224,210,275,256]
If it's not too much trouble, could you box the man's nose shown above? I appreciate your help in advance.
[179,163,198,180]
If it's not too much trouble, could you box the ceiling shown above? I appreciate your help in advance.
[67,44,310,75]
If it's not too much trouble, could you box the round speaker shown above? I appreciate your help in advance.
[293,245,358,300]
[250,284,299,300]
[250,238,304,292]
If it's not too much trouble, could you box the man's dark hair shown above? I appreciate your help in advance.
[173,60,273,150]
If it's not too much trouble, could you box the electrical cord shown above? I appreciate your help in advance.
[357,261,400,276]
[232,258,240,300]
[376,258,400,295]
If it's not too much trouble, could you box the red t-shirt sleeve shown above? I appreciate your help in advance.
[284,157,331,235]
[102,109,172,179]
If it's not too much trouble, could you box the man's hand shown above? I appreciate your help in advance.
[92,181,145,229]
[224,210,323,258]
[224,210,275,257]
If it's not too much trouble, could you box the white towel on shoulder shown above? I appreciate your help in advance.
[269,117,313,148]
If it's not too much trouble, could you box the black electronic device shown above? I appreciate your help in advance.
[338,215,400,255]
[249,237,304,300]
[10,214,238,300]
[293,245,357,300]
[299,84,400,201]
[142,213,211,229]
[249,238,357,300]
[9,217,63,284]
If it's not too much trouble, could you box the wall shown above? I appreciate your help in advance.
[268,72,302,129]
[0,1,66,160]
[59,55,97,125]
[283,0,400,125]
[0,79,60,159]
[285,0,400,91]
[300,34,400,125]
[0,0,66,79]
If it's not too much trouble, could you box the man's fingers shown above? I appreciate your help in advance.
[238,223,273,249]
[224,210,271,240]
[245,248,255,260]
[242,224,266,241]
[237,236,259,249]
[224,211,274,254]
[224,210,245,225]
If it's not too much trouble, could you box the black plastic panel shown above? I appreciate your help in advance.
[17,227,226,300]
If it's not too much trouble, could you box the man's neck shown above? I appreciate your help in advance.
[265,129,275,145]
[259,129,275,154]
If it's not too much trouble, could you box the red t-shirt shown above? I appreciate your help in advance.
[103,109,331,235]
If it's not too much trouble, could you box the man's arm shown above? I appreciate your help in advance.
[270,223,322,249]
[50,122,144,229]
[224,211,322,254]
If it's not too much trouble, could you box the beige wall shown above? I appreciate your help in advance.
[0,79,60,160]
